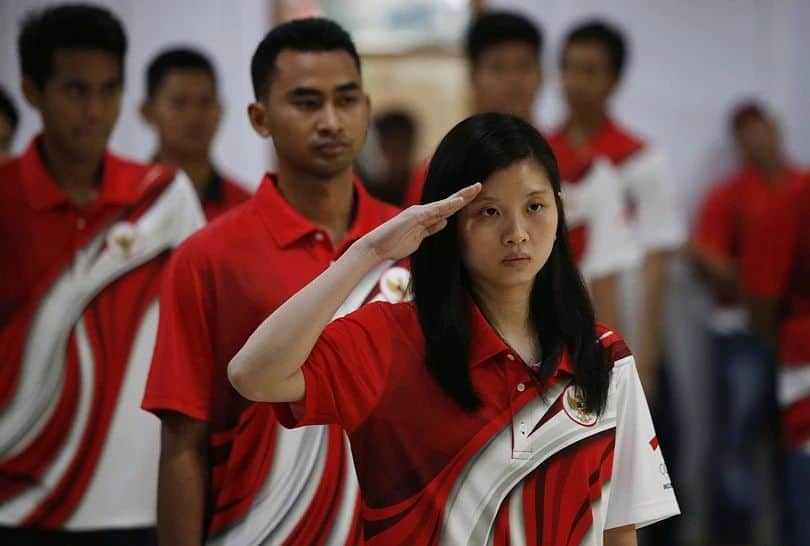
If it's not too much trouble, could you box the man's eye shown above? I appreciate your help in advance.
[66,83,86,97]
[295,100,319,110]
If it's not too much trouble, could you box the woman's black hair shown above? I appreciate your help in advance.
[411,112,609,414]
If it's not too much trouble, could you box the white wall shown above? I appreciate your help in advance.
[0,0,272,191]
[488,0,810,219]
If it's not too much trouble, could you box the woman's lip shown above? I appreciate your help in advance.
[502,256,531,265]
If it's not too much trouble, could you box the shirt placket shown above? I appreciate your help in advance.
[507,353,535,460]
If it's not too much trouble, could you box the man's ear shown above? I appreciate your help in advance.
[21,77,42,110]
[247,100,272,138]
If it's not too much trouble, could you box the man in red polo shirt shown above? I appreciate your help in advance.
[141,47,251,220]
[690,102,803,545]
[549,20,684,397]
[403,12,636,330]
[142,18,402,546]
[0,4,204,545]
[739,171,810,546]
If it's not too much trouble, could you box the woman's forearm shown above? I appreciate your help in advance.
[228,240,380,402]
[228,183,481,403]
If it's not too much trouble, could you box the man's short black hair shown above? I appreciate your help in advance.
[251,17,361,100]
[563,19,627,77]
[18,4,127,89]
[146,47,218,98]
[465,11,543,66]
[731,101,768,134]
[375,110,416,138]
[0,87,20,133]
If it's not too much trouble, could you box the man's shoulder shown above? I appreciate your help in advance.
[601,121,647,166]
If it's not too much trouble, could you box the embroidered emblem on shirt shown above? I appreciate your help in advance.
[106,222,143,261]
[562,385,597,426]
[376,266,413,303]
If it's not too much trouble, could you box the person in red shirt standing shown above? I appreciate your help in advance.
[231,112,679,545]
[549,20,685,399]
[690,102,803,545]
[740,173,810,546]
[0,4,204,545]
[141,18,403,546]
[403,11,636,331]
[140,47,251,221]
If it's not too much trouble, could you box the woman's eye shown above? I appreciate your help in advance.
[481,207,498,217]
[528,202,543,212]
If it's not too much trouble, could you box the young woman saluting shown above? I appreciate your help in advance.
[229,113,680,546]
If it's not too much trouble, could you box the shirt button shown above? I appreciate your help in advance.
[506,354,515,361]
[76,217,86,230]
[516,383,526,392]
[314,232,324,242]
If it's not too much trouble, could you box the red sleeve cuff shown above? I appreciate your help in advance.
[141,394,210,422]
[271,364,337,429]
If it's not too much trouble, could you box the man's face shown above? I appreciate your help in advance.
[0,115,13,161]
[471,41,541,121]
[735,116,782,169]
[25,50,122,161]
[561,42,617,115]
[251,49,370,178]
[143,69,221,159]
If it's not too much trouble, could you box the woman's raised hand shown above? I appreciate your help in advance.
[360,183,481,262]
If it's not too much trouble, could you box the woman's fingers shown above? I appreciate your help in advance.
[424,182,482,219]
[424,217,448,237]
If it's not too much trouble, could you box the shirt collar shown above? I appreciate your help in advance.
[253,172,385,249]
[554,116,616,151]
[149,153,225,204]
[21,135,143,211]
[467,298,575,377]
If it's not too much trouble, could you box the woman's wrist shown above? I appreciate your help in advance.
[345,236,386,270]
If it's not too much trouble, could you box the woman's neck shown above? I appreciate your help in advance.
[472,282,541,363]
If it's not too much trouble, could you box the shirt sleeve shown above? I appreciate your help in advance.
[141,244,216,422]
[579,159,640,280]
[619,148,686,252]
[272,302,395,433]
[690,183,734,263]
[604,335,680,529]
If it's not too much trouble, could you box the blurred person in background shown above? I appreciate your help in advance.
[550,20,685,401]
[0,86,20,161]
[356,109,417,206]
[404,11,637,332]
[141,47,250,220]
[736,163,810,546]
[141,18,404,546]
[0,4,204,545]
[690,102,803,546]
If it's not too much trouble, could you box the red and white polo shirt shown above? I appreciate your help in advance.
[0,136,205,529]
[550,119,684,255]
[274,301,680,545]
[142,174,400,544]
